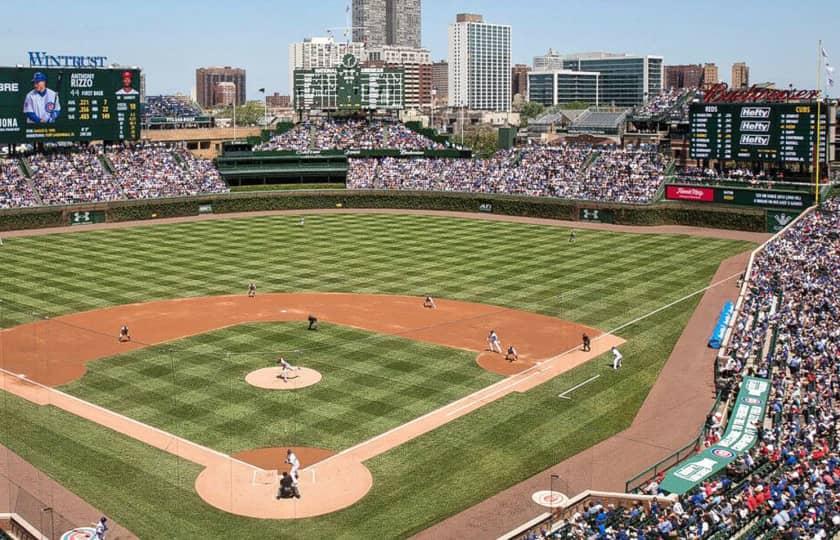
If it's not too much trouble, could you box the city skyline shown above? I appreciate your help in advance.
[0,0,837,100]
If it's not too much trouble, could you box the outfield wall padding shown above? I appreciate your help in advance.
[0,191,767,233]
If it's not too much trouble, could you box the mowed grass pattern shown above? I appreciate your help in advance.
[0,214,754,538]
[1,213,743,329]
[60,322,500,453]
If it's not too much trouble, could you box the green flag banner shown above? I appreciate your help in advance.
[660,376,771,495]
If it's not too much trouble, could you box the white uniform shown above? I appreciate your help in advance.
[488,331,502,354]
[116,87,139,95]
[23,88,60,123]
[279,358,294,381]
[92,519,108,540]
[612,348,623,370]
[286,452,300,482]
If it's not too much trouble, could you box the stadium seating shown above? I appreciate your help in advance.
[254,119,445,152]
[521,198,840,539]
[569,110,629,134]
[0,158,38,209]
[347,144,667,204]
[143,95,204,121]
[5,145,228,207]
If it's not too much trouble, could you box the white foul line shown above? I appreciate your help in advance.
[557,374,600,399]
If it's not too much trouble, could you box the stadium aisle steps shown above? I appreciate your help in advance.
[18,158,42,205]
[98,154,116,175]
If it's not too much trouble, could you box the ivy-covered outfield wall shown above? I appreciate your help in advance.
[0,190,768,233]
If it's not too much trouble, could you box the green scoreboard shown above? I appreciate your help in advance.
[689,102,828,163]
[0,67,141,144]
[294,54,404,112]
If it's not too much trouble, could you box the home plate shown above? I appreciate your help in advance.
[532,490,568,508]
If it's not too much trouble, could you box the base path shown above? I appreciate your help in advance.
[414,251,751,539]
[0,293,602,387]
[0,293,622,519]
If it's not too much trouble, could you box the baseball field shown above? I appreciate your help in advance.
[0,212,753,538]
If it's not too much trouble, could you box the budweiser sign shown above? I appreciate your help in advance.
[704,83,820,104]
[666,185,715,202]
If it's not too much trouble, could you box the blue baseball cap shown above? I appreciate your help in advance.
[31,72,47,83]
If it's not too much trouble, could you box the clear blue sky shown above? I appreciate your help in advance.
[0,0,837,100]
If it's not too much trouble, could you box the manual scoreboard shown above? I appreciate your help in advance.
[294,54,404,112]
[0,67,140,144]
[689,102,828,163]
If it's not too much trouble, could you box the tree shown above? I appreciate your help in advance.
[518,101,545,121]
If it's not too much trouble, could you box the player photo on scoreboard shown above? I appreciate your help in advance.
[116,70,139,96]
[23,71,61,124]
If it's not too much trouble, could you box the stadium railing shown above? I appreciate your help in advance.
[623,390,724,493]
[498,490,678,540]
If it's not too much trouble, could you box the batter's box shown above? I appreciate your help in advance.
[252,469,277,485]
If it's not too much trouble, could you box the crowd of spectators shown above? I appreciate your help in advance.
[106,144,227,199]
[142,95,204,120]
[255,119,445,152]
[1,144,227,207]
[347,144,667,204]
[676,167,814,190]
[522,198,840,539]
[634,89,697,119]
[0,159,37,209]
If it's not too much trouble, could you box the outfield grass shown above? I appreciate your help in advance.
[61,322,501,453]
[0,213,753,538]
[230,183,345,192]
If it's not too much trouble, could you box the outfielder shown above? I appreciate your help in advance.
[487,330,502,354]
[569,229,577,243]
[612,346,623,370]
[423,296,436,309]
[248,282,257,298]
[23,72,60,124]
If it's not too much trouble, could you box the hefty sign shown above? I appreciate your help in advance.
[740,134,770,146]
[740,120,770,132]
[740,107,771,119]
[665,185,715,202]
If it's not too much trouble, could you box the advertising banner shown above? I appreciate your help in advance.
[660,377,770,494]
[665,184,814,209]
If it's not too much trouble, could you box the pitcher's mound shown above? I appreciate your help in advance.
[246,367,322,390]
[477,351,536,375]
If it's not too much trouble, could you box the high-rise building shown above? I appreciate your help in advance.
[366,46,431,109]
[214,82,237,107]
[431,60,448,104]
[528,70,600,107]
[288,37,366,93]
[702,63,719,89]
[731,62,749,89]
[195,67,246,108]
[664,64,704,89]
[532,51,662,107]
[448,13,512,112]
[265,93,291,108]
[353,0,421,48]
[511,64,530,98]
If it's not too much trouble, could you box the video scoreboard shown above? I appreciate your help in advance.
[294,54,404,112]
[0,67,140,144]
[689,102,828,163]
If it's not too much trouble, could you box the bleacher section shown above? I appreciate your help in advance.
[569,110,629,135]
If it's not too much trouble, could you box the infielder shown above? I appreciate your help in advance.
[505,345,519,362]
[118,325,131,343]
[248,282,257,298]
[285,449,301,482]
[276,357,298,382]
[92,517,109,540]
[487,330,502,354]
[611,346,623,370]
[23,72,60,124]
[423,296,436,309]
